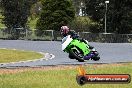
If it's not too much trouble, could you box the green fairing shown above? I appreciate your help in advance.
[67,39,90,55]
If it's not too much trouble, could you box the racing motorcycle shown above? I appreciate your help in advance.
[62,35,100,62]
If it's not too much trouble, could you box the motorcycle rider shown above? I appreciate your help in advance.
[60,25,78,38]
[60,25,94,49]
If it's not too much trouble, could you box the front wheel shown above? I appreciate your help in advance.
[69,53,75,59]
[70,46,84,62]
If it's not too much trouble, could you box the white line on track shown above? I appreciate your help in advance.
[0,48,55,66]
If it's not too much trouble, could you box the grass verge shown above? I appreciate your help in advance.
[0,49,43,63]
[0,63,132,88]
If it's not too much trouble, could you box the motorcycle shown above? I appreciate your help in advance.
[62,35,100,62]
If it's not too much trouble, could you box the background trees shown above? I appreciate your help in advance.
[1,0,37,29]
[0,0,37,39]
[108,0,132,34]
[36,0,75,35]
[0,0,131,35]
[85,0,132,34]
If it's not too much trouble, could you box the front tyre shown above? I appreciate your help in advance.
[69,53,75,59]
[70,47,84,62]
[91,51,100,61]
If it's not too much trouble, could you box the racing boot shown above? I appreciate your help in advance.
[83,52,95,60]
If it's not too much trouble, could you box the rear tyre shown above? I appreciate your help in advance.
[70,46,84,62]
[91,56,100,61]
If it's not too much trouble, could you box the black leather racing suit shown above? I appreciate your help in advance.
[62,31,93,49]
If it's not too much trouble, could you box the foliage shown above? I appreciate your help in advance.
[0,0,37,39]
[30,1,42,20]
[36,0,75,36]
[0,0,37,29]
[89,22,101,33]
[85,0,132,34]
[69,16,99,32]
[108,0,132,34]
[69,16,101,33]
[72,0,86,16]
[0,14,5,27]
[28,18,38,29]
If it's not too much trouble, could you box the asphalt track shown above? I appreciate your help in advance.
[0,40,132,67]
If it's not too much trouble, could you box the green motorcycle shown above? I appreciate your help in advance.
[62,35,100,62]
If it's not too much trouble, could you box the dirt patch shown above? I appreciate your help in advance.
[0,63,131,75]
[0,69,27,74]
[0,65,78,74]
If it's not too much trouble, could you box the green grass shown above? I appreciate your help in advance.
[0,49,43,63]
[0,63,132,88]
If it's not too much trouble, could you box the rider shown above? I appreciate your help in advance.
[60,25,78,38]
[60,24,94,49]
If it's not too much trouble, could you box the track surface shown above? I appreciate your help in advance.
[0,40,132,67]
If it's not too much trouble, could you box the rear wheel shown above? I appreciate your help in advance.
[91,56,100,61]
[70,46,84,62]
[91,51,100,61]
